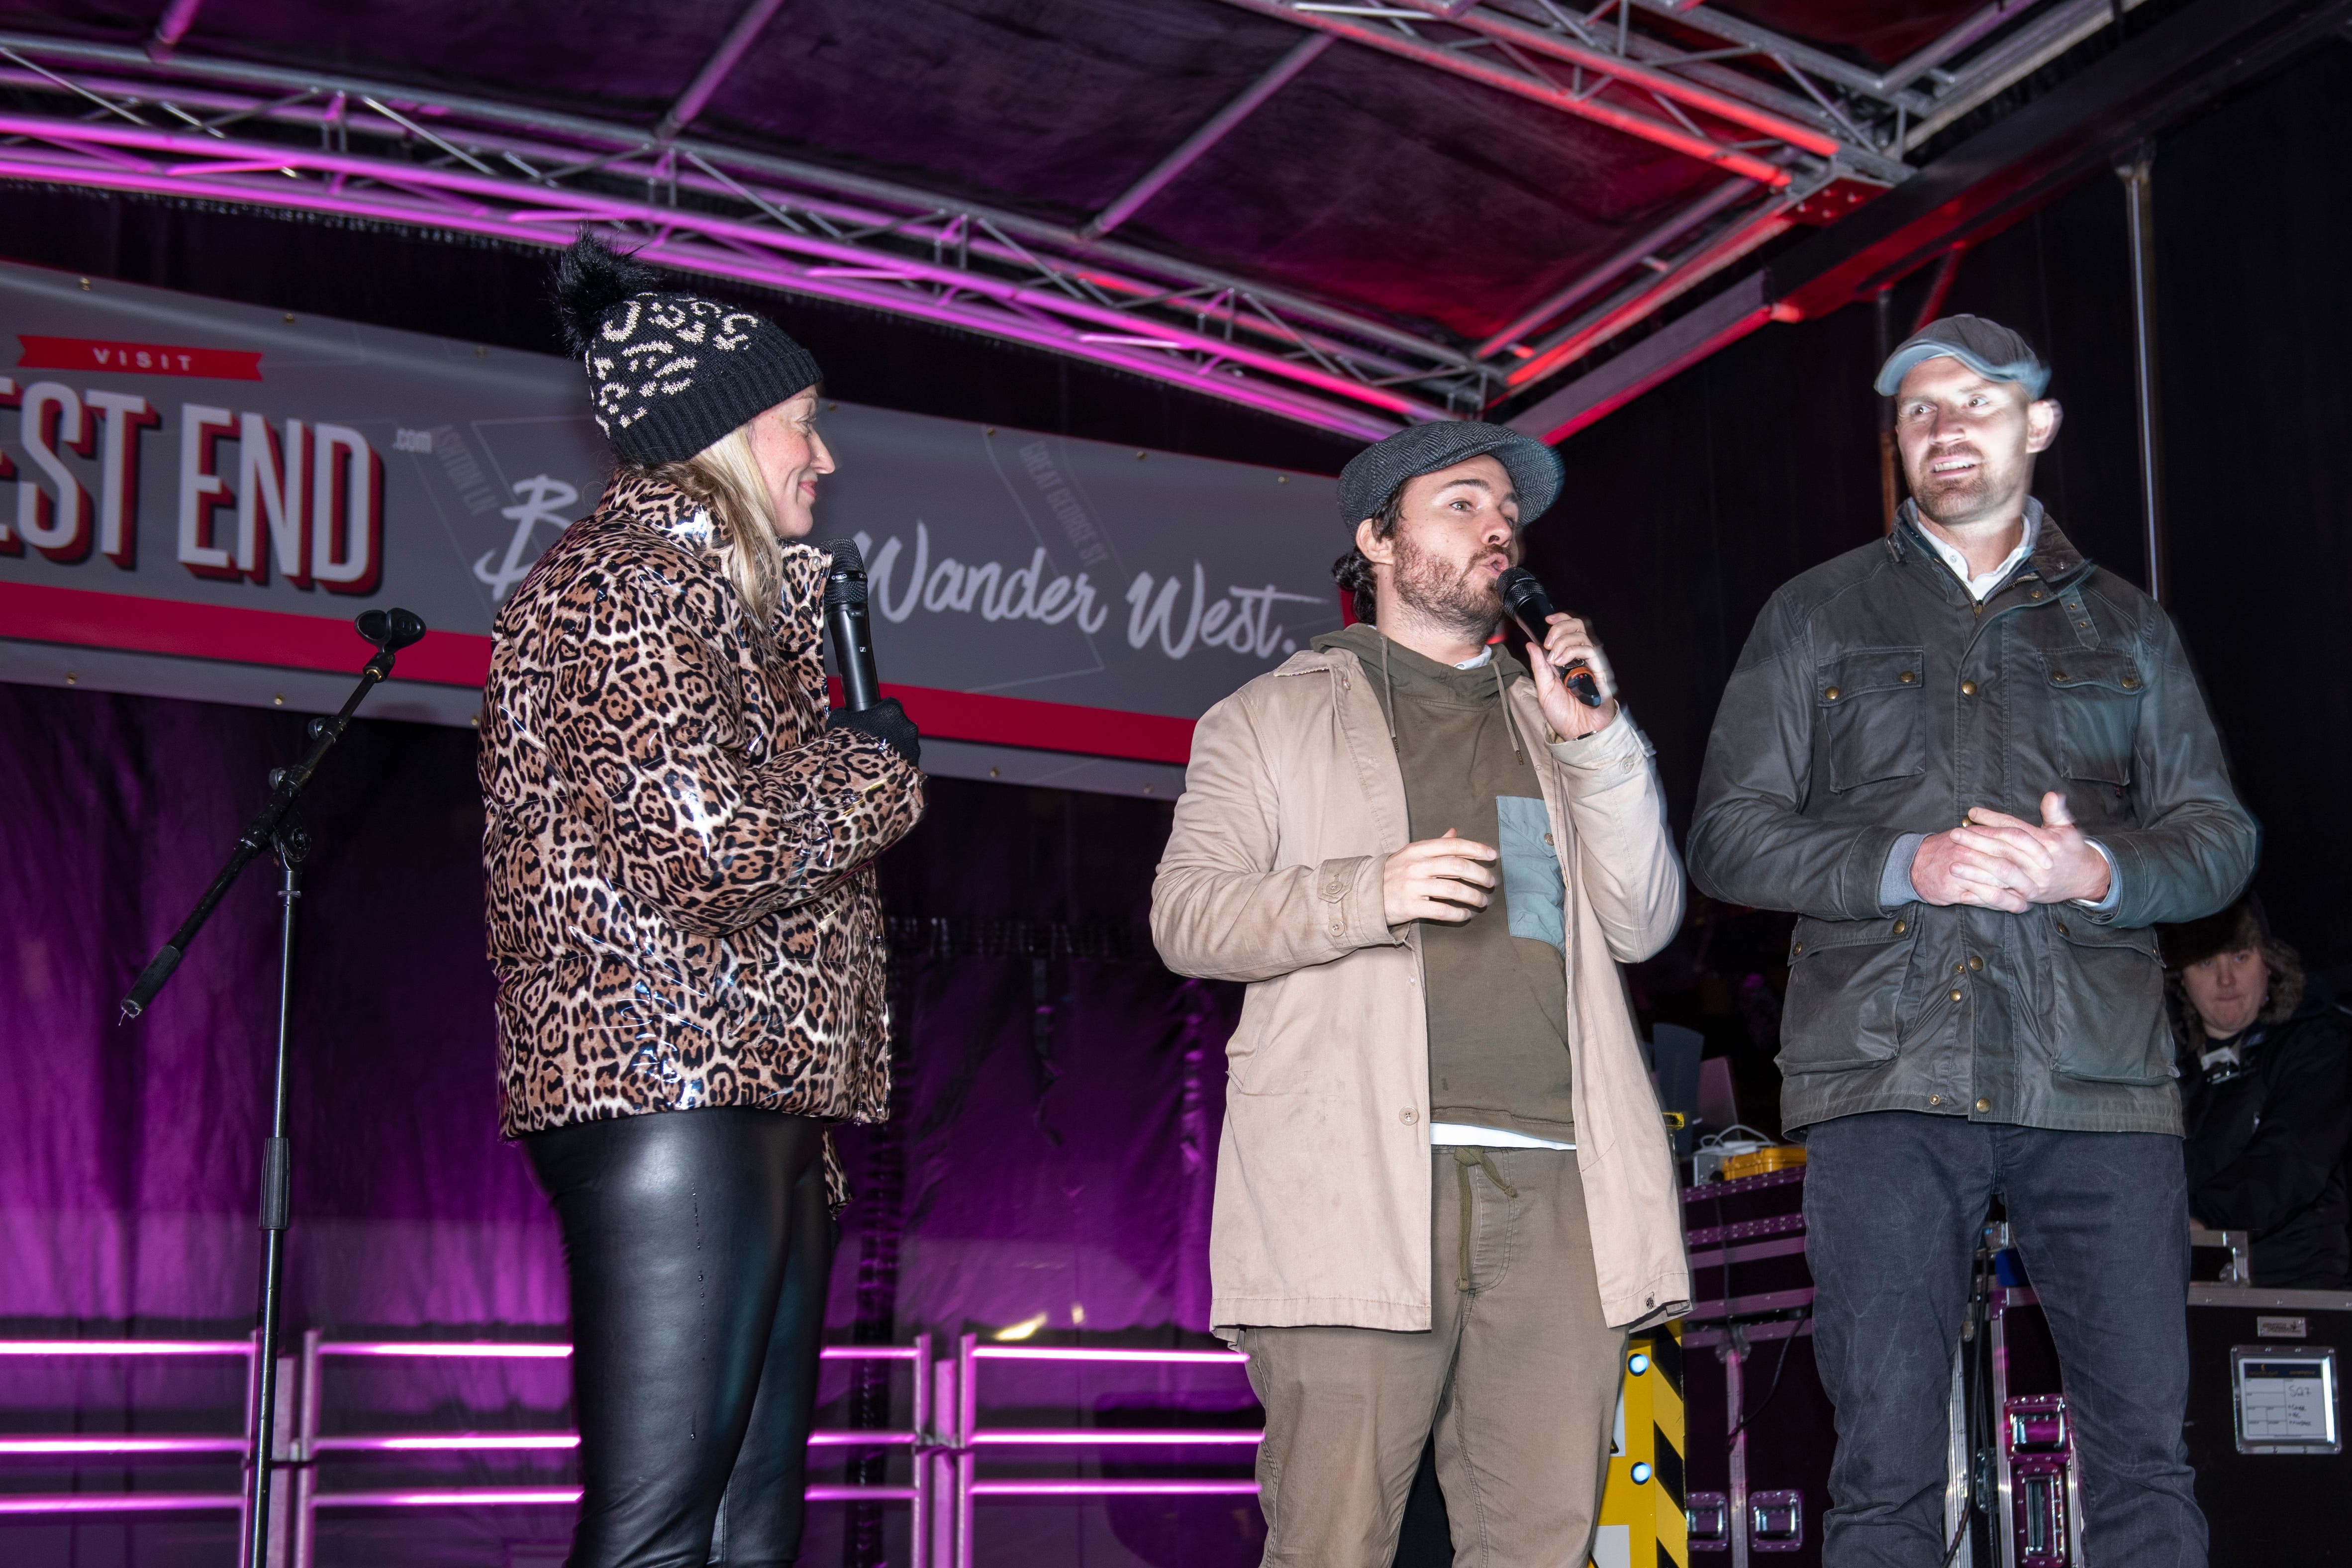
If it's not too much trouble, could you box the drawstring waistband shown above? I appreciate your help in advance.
[1452,1146,1517,1293]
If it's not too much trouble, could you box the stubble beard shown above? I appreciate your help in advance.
[1391,531,1502,643]
[1911,447,2021,529]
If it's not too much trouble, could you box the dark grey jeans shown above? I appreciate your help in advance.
[1801,1111,2205,1568]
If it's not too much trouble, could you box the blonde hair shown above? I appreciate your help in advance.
[635,422,786,626]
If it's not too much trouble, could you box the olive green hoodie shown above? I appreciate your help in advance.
[1315,623,1575,1142]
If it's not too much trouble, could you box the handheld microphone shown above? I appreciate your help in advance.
[821,541,880,712]
[1496,567,1603,708]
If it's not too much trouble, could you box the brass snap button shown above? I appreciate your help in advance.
[1899,671,1916,683]
[1824,686,1842,701]
[1543,832,1554,846]
[2053,671,2069,683]
[1960,680,1978,697]
[1792,942,1805,955]
[2029,589,2044,600]
[1949,988,1964,1003]
[2122,674,2141,689]
[1892,919,1908,935]
[1929,1094,1942,1106]
[1974,1097,1991,1113]
[1953,962,1965,975]
[2055,921,2069,936]
[1967,955,1983,972]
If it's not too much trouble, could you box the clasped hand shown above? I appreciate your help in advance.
[1910,790,2111,913]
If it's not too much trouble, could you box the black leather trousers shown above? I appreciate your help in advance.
[526,1107,836,1568]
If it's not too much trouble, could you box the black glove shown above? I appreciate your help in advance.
[826,698,920,768]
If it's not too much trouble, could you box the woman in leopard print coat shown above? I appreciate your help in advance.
[478,236,923,1568]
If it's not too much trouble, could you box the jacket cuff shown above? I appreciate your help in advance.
[1319,854,1401,951]
[1545,707,1649,795]
[2072,839,2124,922]
[1839,824,1908,919]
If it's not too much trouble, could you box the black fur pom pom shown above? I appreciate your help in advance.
[552,233,665,357]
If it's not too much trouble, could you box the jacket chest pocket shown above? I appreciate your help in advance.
[1818,647,1927,792]
[2042,649,2145,786]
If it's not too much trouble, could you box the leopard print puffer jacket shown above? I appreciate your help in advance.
[479,470,924,1155]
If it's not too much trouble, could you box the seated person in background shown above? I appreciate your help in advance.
[2162,900,2352,1288]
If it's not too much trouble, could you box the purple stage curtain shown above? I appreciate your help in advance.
[0,682,1260,1566]
[0,682,1246,1341]
[0,685,557,1337]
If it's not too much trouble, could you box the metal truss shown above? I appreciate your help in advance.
[1189,0,2135,379]
[0,33,1484,440]
[1546,0,2137,159]
[0,0,2129,439]
[1218,0,2135,180]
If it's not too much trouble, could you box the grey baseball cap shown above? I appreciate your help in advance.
[1875,313,2051,399]
[1337,420,1563,531]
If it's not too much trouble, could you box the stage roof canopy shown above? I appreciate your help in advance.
[0,0,2270,438]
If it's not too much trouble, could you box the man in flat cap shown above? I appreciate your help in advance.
[1690,316,2257,1566]
[1153,422,1688,1564]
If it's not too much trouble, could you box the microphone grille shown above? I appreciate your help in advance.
[821,540,867,607]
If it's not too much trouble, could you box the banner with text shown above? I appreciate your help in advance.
[0,261,1345,777]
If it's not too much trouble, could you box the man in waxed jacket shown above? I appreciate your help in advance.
[1689,315,2256,1568]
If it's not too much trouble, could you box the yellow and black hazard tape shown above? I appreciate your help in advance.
[1592,1321,1687,1568]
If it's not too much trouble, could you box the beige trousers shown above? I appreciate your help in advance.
[1240,1147,1626,1568]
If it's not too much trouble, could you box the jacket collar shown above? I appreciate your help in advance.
[1885,497,2093,595]
[595,470,830,646]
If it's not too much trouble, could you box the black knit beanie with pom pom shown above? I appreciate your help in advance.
[552,233,822,467]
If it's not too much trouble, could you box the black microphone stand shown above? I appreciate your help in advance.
[118,608,427,1568]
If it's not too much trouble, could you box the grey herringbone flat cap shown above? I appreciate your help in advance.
[1337,420,1563,530]
[1875,314,2051,399]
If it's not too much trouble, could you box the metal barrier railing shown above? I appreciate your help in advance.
[0,1332,1266,1566]
[0,1333,928,1559]
[287,1333,931,1568]
[949,1338,1261,1568]
[0,1337,254,1521]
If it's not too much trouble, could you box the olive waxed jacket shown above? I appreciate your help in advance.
[1688,504,2257,1136]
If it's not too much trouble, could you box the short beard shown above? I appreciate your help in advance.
[1910,448,2021,528]
[1391,530,1501,642]
[1914,473,1993,527]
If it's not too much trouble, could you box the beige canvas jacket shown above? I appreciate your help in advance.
[1152,644,1691,1334]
